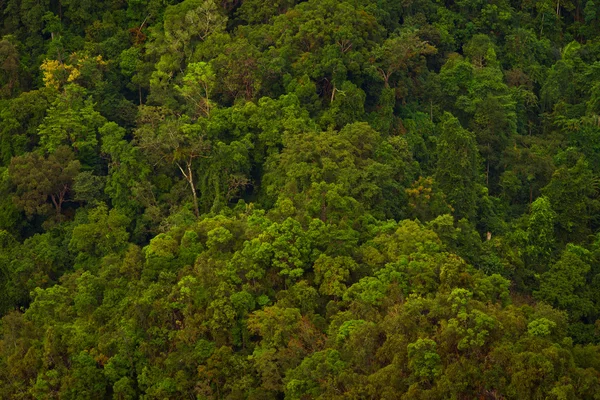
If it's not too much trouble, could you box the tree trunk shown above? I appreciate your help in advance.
[530,185,533,205]
[50,195,60,214]
[189,176,200,218]
[378,68,390,88]
[50,186,67,215]
[177,161,200,218]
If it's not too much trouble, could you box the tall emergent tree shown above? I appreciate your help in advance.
[135,106,210,217]
[435,113,479,220]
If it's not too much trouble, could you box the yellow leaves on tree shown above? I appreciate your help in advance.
[40,54,107,89]
[405,176,454,222]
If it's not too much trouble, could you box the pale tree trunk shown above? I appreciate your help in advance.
[50,184,68,215]
[177,159,200,217]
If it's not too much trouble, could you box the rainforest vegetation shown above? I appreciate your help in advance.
[1,0,600,398]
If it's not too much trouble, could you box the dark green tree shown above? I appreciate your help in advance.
[435,113,479,220]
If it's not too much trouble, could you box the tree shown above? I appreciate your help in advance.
[69,203,130,270]
[313,254,357,298]
[236,0,297,24]
[9,146,80,217]
[535,245,593,320]
[439,40,517,190]
[284,349,346,399]
[175,62,215,119]
[99,122,151,217]
[405,176,453,222]
[435,113,479,220]
[369,30,436,98]
[407,338,442,382]
[542,153,599,242]
[210,38,262,102]
[264,122,411,221]
[500,136,554,206]
[135,107,210,217]
[0,88,53,166]
[37,84,106,166]
[0,36,21,98]
[147,0,226,106]
[526,196,556,271]
[163,0,226,58]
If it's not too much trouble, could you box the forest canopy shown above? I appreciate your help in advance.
[1,0,600,398]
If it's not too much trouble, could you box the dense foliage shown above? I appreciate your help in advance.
[1,0,600,398]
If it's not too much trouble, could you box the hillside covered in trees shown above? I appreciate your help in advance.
[1,0,600,398]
